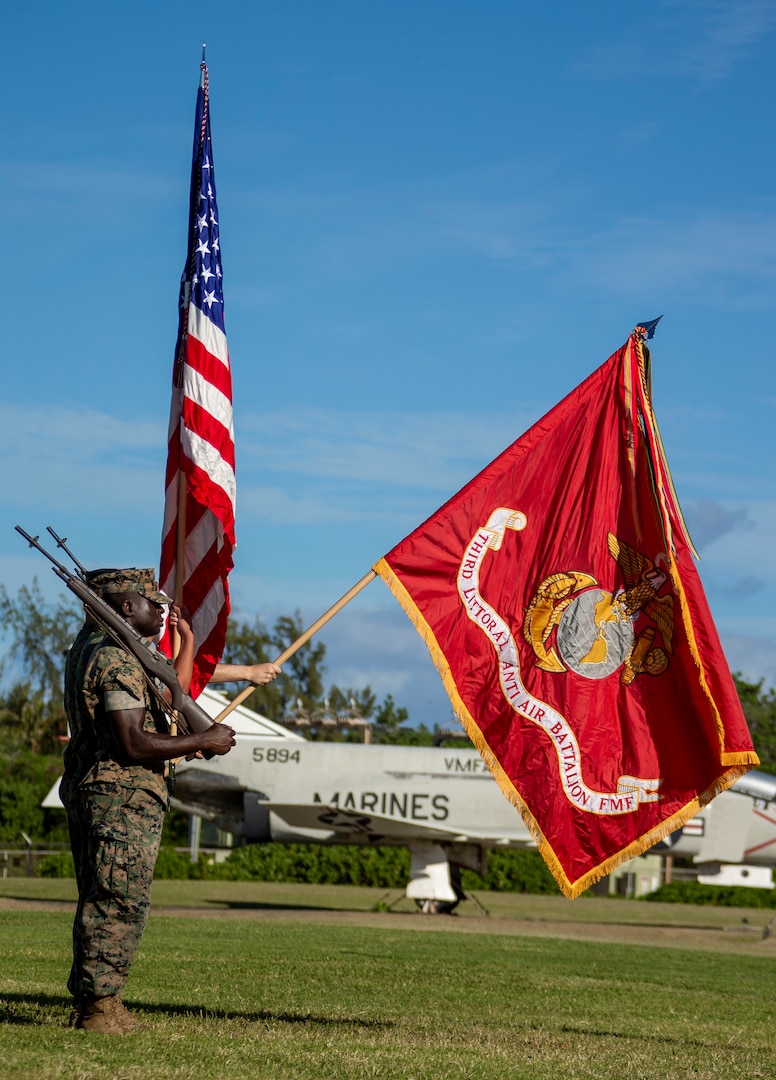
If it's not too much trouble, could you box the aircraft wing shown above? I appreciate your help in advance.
[42,778,63,809]
[266,803,515,845]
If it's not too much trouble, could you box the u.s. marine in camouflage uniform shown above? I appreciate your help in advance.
[63,568,236,1034]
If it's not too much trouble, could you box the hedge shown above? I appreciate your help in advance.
[40,845,775,906]
[645,880,776,908]
[37,843,557,893]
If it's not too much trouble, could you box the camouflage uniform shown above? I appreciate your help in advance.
[63,569,172,1002]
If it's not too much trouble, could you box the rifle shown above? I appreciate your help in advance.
[15,526,215,737]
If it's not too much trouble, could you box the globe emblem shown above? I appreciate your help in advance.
[556,588,634,679]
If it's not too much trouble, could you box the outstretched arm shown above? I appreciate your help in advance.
[210,662,281,686]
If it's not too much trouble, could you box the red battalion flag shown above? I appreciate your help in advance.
[374,330,758,898]
[160,59,235,697]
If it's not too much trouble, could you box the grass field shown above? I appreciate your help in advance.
[1,881,775,1079]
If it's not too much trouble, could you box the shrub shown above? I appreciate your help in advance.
[153,847,204,880]
[217,843,412,887]
[37,851,75,878]
[461,850,558,894]
[646,881,776,908]
[34,842,580,897]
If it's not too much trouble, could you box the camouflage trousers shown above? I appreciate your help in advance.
[68,783,166,999]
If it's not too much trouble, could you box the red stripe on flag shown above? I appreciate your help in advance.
[180,397,236,470]
[186,334,233,400]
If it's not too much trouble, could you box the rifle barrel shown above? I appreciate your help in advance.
[46,526,88,577]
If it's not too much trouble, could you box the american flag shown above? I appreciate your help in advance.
[160,60,235,697]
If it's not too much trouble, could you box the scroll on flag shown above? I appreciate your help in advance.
[374,330,758,898]
[160,59,235,697]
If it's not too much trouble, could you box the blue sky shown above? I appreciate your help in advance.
[2,1,775,724]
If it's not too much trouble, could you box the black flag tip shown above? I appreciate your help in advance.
[635,315,663,339]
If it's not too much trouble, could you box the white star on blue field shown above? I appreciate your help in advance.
[2,1,775,722]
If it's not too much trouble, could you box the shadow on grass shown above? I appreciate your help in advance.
[0,992,393,1029]
[0,895,75,906]
[557,1022,719,1050]
[214,900,350,912]
[2,895,376,916]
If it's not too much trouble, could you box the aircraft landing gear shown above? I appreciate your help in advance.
[412,861,465,914]
[414,897,460,915]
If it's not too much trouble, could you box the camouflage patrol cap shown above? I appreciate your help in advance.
[86,568,173,605]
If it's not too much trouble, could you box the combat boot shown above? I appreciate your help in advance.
[75,994,143,1034]
[114,996,149,1032]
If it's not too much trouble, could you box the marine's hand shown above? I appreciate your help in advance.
[200,724,237,756]
[247,662,282,685]
[168,604,194,641]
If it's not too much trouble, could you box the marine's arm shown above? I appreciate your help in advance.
[210,662,281,685]
[109,708,236,762]
[167,605,195,695]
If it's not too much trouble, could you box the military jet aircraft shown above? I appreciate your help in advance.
[45,687,776,907]
[172,688,535,911]
[172,689,776,904]
[654,768,776,890]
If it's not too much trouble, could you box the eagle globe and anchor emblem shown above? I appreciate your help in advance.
[523,533,675,684]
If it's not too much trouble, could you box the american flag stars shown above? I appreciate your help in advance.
[187,145,225,332]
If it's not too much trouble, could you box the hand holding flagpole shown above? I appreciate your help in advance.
[214,571,376,723]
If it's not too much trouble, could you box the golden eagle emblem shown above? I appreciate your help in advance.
[523,533,674,684]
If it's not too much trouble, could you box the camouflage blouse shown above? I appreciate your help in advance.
[62,632,170,806]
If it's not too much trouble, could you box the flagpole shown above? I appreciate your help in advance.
[214,570,377,723]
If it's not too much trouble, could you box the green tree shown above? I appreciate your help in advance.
[221,612,424,742]
[734,674,776,775]
[0,681,57,758]
[0,580,80,753]
[222,610,328,721]
[369,693,411,744]
[305,686,376,743]
[0,746,69,845]
[327,685,376,720]
[220,613,281,716]
[270,612,327,715]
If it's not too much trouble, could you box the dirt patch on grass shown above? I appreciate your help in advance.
[3,893,774,955]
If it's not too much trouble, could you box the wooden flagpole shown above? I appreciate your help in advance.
[214,569,377,724]
[170,471,188,658]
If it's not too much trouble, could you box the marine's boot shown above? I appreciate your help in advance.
[75,994,144,1034]
[114,996,149,1032]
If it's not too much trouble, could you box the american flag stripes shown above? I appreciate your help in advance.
[160,60,235,697]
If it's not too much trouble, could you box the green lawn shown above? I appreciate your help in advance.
[1,883,774,1079]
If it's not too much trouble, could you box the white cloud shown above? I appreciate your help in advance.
[0,404,165,513]
[237,405,537,491]
[561,213,776,307]
[245,183,776,310]
[2,398,772,699]
[317,604,454,725]
[695,499,776,564]
[682,498,750,548]
[676,0,776,83]
[576,1,776,85]
[719,629,776,691]
[4,161,177,224]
